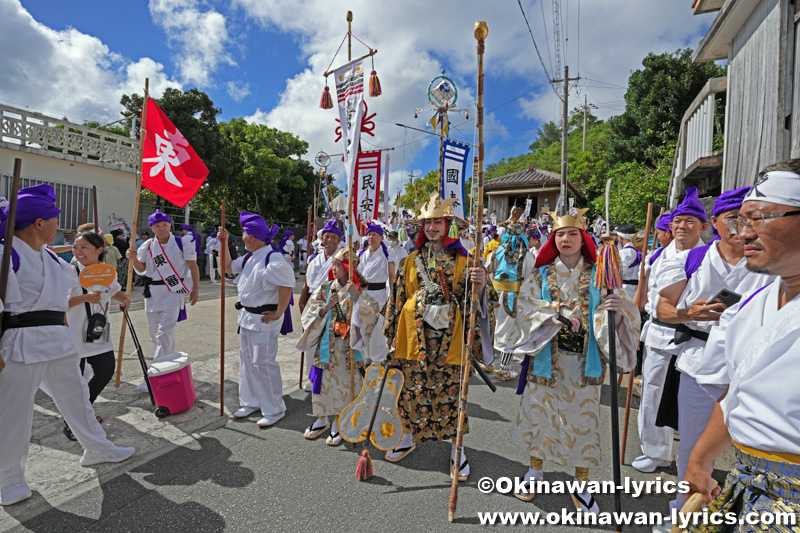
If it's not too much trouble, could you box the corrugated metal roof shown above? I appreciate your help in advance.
[484,166,562,190]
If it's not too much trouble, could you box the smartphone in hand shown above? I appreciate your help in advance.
[712,289,741,308]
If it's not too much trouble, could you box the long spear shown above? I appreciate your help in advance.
[115,78,149,388]
[448,20,487,523]
[220,201,226,415]
[0,159,22,375]
[599,177,624,532]
[620,202,652,464]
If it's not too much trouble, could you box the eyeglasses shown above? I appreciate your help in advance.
[727,210,800,235]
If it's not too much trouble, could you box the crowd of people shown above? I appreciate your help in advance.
[2,159,799,533]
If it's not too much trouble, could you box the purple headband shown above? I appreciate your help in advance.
[712,186,751,218]
[278,230,295,251]
[180,224,193,231]
[321,220,344,238]
[240,210,270,242]
[148,209,172,226]
[365,223,384,237]
[12,184,61,228]
[672,187,707,223]
[656,211,673,231]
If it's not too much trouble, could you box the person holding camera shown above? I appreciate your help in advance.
[63,232,130,441]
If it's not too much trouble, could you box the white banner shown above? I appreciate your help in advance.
[354,150,382,229]
[383,152,390,224]
[518,198,533,224]
[441,138,470,220]
[334,58,365,231]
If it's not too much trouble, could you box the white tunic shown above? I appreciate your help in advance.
[1,241,78,364]
[656,242,773,374]
[205,236,219,255]
[356,246,390,307]
[720,280,800,454]
[231,247,296,333]
[135,235,196,313]
[641,239,704,351]
[619,244,641,301]
[282,240,295,263]
[305,247,341,294]
[388,244,408,271]
[66,262,122,358]
[488,248,537,353]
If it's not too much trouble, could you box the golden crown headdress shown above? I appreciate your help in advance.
[409,192,468,229]
[333,246,359,268]
[546,209,590,231]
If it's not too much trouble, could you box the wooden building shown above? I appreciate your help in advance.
[484,164,586,221]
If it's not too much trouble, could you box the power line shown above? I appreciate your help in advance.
[517,0,561,100]
[538,0,555,79]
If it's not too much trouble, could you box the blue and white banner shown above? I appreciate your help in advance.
[441,138,470,220]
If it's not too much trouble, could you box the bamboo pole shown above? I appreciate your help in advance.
[449,21,487,523]
[220,201,226,415]
[93,186,99,233]
[115,78,149,387]
[621,202,653,465]
[0,159,22,375]
[346,10,356,402]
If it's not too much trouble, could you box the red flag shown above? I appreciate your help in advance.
[140,97,209,207]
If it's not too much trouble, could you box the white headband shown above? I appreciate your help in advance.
[616,232,635,240]
[744,171,800,207]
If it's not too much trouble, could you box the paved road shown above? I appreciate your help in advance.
[0,277,734,532]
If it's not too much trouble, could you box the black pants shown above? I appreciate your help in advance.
[79,350,115,404]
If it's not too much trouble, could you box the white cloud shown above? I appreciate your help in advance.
[226,80,251,102]
[0,0,180,124]
[233,0,714,197]
[148,0,234,87]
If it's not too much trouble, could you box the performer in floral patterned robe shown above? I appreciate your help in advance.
[296,248,382,446]
[509,210,640,514]
[383,192,498,481]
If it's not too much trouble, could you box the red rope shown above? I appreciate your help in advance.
[324,32,349,76]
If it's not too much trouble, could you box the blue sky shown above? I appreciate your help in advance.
[2,0,715,200]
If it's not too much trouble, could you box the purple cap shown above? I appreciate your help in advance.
[672,188,707,222]
[365,223,384,236]
[148,209,172,226]
[655,211,673,231]
[12,184,61,228]
[278,230,295,251]
[321,220,344,238]
[488,225,497,233]
[712,186,751,217]
[240,211,270,242]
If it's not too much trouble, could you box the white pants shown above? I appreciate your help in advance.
[145,305,180,361]
[238,328,285,418]
[674,373,726,507]
[0,356,112,488]
[637,346,675,462]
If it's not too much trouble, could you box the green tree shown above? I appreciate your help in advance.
[606,48,724,168]
[528,120,561,152]
[400,169,438,209]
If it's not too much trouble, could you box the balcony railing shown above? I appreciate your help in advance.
[0,104,137,171]
[668,76,727,205]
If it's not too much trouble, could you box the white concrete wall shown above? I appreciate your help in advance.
[0,146,137,236]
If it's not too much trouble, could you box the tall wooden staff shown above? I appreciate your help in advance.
[93,186,99,233]
[115,78,149,387]
[620,202,652,464]
[0,159,22,375]
[219,201,226,415]
[299,205,312,389]
[448,20,487,523]
[345,10,358,402]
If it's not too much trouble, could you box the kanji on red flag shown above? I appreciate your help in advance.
[140,97,209,207]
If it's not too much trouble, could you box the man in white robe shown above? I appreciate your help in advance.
[0,184,134,506]
[386,230,407,286]
[355,223,392,363]
[684,162,800,532]
[217,213,295,428]
[616,223,642,301]
[126,210,199,387]
[634,188,707,473]
[650,187,772,531]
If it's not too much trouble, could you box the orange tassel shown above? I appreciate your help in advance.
[369,70,382,97]
[355,449,373,480]
[320,86,333,109]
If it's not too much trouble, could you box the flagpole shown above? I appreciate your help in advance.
[449,21,487,523]
[220,200,226,415]
[93,186,99,233]
[346,10,356,403]
[0,159,22,376]
[115,78,149,388]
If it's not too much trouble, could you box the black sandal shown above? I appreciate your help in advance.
[63,424,77,441]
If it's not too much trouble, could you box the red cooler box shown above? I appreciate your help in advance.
[147,352,195,418]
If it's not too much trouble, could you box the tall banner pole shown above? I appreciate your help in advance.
[115,78,149,388]
[219,200,226,415]
[449,21,487,523]
[0,159,22,375]
[93,186,99,233]
[346,10,357,403]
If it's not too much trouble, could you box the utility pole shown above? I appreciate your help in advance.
[553,65,580,216]
[576,95,598,152]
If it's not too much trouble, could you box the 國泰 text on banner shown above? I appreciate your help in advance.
[441,138,470,220]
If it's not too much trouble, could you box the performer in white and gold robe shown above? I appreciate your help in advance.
[508,210,640,513]
[296,248,383,446]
